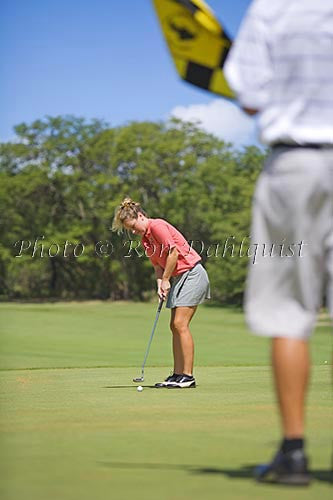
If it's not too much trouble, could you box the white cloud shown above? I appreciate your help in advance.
[169,99,259,148]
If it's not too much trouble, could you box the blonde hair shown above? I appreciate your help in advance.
[112,197,147,233]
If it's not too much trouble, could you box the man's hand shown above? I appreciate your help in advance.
[243,107,258,116]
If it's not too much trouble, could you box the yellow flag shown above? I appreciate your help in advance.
[152,0,235,99]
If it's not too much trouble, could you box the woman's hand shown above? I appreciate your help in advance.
[157,248,177,300]
[160,278,171,300]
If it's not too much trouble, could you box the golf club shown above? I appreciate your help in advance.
[133,298,164,382]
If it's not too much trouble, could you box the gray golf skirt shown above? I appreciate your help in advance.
[166,263,211,309]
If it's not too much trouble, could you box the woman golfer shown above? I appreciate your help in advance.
[113,198,210,388]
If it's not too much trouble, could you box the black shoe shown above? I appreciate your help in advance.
[255,448,310,485]
[167,374,196,389]
[155,373,180,388]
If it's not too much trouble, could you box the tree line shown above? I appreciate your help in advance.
[0,116,266,303]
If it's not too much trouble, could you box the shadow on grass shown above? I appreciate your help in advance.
[103,385,157,389]
[98,461,333,485]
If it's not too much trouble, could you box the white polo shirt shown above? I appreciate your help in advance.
[224,0,333,146]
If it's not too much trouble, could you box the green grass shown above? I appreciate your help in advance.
[0,302,332,500]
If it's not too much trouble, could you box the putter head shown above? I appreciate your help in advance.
[133,377,144,383]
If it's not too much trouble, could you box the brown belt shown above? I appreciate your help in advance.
[272,142,333,149]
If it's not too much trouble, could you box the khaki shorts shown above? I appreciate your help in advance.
[245,146,333,339]
[166,263,211,309]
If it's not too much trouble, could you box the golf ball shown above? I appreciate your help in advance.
[137,385,143,392]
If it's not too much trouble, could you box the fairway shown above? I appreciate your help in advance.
[0,302,332,500]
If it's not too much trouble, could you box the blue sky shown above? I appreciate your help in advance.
[1,0,256,146]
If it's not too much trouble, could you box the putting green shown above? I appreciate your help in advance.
[0,303,332,500]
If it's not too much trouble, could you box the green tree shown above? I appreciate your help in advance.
[0,116,265,303]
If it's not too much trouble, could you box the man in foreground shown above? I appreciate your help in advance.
[225,0,333,485]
